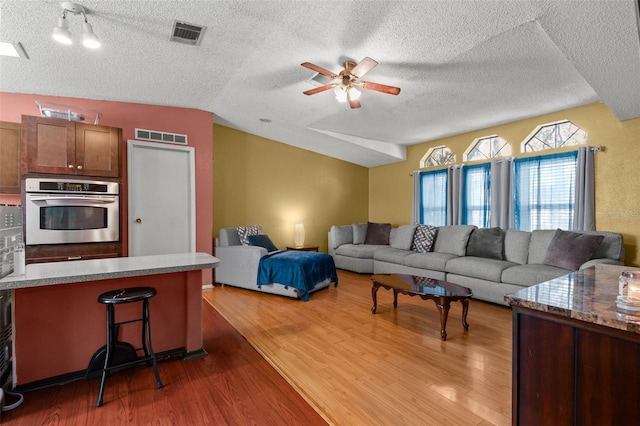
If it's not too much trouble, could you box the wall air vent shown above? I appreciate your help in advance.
[309,72,334,87]
[135,128,188,145]
[170,21,206,46]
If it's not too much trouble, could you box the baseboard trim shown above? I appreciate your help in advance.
[183,348,208,360]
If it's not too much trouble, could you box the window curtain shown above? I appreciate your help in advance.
[461,163,491,227]
[574,146,595,231]
[490,158,514,229]
[411,171,421,224]
[447,165,463,225]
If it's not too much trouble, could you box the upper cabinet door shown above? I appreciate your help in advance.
[0,121,21,193]
[75,123,120,177]
[22,115,75,175]
[22,115,121,178]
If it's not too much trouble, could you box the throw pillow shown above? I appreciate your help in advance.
[248,234,278,252]
[543,229,605,270]
[391,224,417,250]
[364,222,391,245]
[331,225,353,248]
[237,225,263,246]
[466,227,505,260]
[412,224,437,253]
[353,223,368,245]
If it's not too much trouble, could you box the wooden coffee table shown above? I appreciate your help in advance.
[371,273,473,341]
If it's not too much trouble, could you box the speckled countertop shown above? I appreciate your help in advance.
[505,264,640,334]
[0,252,219,290]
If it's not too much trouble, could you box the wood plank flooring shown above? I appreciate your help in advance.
[204,270,513,426]
[1,296,327,425]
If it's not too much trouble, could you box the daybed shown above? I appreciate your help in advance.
[328,223,624,305]
[215,226,338,300]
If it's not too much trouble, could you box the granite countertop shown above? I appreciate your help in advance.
[0,252,219,290]
[505,264,640,334]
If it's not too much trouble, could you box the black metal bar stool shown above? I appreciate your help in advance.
[96,287,163,407]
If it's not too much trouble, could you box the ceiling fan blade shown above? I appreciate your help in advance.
[303,84,336,95]
[360,81,401,95]
[347,90,361,109]
[350,57,378,79]
[301,62,338,78]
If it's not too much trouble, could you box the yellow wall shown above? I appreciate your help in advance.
[213,124,369,252]
[370,102,640,266]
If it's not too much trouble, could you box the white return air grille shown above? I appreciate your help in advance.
[170,21,206,46]
[135,128,188,145]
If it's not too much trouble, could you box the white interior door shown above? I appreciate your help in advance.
[128,140,196,256]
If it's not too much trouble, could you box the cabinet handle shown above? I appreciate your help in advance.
[135,218,142,223]
[77,165,83,170]
[67,256,82,260]
[68,165,74,169]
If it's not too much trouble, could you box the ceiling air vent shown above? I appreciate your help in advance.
[135,128,188,145]
[170,20,206,46]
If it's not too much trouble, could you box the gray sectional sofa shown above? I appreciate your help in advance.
[328,224,624,305]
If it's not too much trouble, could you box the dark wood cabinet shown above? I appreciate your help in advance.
[21,115,121,178]
[512,307,640,425]
[26,242,121,264]
[0,121,21,193]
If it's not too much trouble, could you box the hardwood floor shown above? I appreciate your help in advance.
[2,296,327,425]
[204,270,513,426]
[3,270,513,425]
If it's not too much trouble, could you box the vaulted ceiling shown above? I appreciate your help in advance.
[2,1,639,167]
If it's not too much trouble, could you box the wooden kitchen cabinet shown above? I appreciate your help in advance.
[21,115,121,178]
[0,121,21,193]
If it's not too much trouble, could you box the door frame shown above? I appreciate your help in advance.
[127,140,196,256]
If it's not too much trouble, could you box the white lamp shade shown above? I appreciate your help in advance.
[82,22,101,48]
[293,223,305,247]
[349,87,361,100]
[52,17,73,45]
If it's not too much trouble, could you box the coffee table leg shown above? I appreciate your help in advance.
[461,298,470,331]
[435,299,451,341]
[371,284,379,314]
[393,290,398,308]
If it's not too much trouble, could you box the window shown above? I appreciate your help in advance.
[523,121,587,152]
[419,169,448,226]
[421,145,455,168]
[514,151,578,231]
[461,163,491,227]
[465,136,511,161]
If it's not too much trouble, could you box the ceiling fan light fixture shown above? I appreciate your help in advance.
[348,87,361,101]
[52,15,73,45]
[334,85,348,103]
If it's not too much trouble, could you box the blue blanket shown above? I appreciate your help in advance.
[257,250,338,301]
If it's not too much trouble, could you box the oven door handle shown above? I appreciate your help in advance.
[28,195,118,205]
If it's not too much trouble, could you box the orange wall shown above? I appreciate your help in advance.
[0,92,213,283]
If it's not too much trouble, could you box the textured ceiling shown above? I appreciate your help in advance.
[1,0,639,167]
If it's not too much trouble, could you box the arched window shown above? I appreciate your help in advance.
[464,135,511,161]
[420,145,455,168]
[523,120,587,152]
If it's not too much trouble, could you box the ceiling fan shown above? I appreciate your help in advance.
[301,57,401,109]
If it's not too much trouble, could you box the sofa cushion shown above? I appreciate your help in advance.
[331,225,353,248]
[365,222,391,245]
[404,252,458,272]
[335,244,383,259]
[583,231,624,261]
[433,225,476,256]
[248,234,278,252]
[526,230,558,264]
[353,223,368,245]
[374,247,414,264]
[504,230,531,264]
[412,224,438,253]
[466,227,505,260]
[543,230,604,270]
[446,256,518,282]
[501,264,572,286]
[390,224,417,250]
[237,225,263,246]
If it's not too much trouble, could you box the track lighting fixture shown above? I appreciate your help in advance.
[52,2,101,49]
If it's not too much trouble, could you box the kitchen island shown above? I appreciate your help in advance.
[0,253,218,388]
[505,264,640,426]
